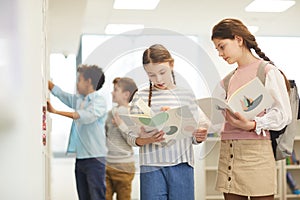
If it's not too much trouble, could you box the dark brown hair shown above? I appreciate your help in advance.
[113,77,138,103]
[77,64,105,91]
[142,44,176,106]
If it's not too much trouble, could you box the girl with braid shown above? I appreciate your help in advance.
[211,18,292,200]
[125,44,209,200]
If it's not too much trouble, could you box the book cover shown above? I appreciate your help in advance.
[195,77,274,124]
[119,98,199,145]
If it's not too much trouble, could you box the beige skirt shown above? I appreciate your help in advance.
[215,139,277,196]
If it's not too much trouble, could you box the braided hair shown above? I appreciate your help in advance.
[211,18,273,64]
[142,44,175,107]
[211,18,290,93]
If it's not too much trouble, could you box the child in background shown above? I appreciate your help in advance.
[211,18,292,200]
[124,44,209,200]
[47,65,107,200]
[105,77,138,200]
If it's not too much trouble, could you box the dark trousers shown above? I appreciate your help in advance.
[75,157,106,200]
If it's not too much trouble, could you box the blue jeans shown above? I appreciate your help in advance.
[75,157,106,200]
[140,163,194,200]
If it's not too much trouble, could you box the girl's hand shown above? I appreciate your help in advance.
[225,110,255,131]
[136,127,165,146]
[160,106,170,111]
[193,127,208,143]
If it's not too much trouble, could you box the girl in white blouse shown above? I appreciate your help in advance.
[211,18,292,200]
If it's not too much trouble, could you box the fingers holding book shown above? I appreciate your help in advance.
[136,127,165,146]
[193,127,208,143]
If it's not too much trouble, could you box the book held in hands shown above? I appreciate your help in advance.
[195,77,274,124]
[119,98,200,145]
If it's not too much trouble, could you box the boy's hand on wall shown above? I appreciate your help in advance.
[47,100,56,114]
[48,81,54,91]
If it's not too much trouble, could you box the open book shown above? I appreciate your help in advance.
[195,77,274,124]
[119,98,198,145]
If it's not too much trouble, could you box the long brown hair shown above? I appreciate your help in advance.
[142,44,176,107]
[211,18,290,94]
[211,18,273,63]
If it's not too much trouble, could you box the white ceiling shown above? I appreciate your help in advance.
[47,0,300,55]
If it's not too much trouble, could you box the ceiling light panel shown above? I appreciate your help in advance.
[245,0,295,12]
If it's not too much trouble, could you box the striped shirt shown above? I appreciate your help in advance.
[126,86,206,167]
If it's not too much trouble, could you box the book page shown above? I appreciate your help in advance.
[162,105,198,141]
[195,97,228,124]
[135,98,155,117]
[227,77,274,120]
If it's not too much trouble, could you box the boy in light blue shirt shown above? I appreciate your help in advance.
[47,64,107,200]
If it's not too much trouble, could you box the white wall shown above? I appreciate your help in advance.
[256,36,300,85]
[0,0,45,200]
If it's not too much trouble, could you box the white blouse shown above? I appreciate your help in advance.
[214,64,292,136]
[255,66,292,134]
